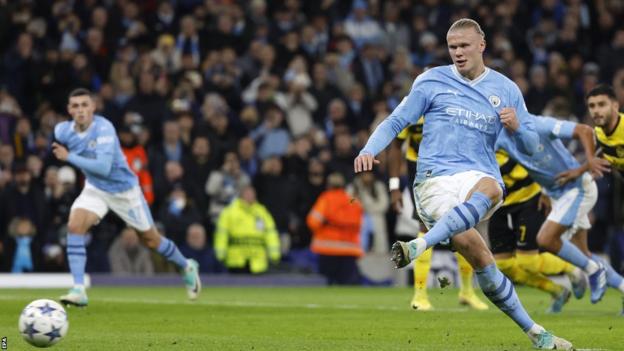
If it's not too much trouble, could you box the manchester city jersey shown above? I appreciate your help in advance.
[54,115,138,193]
[361,65,537,187]
[496,116,580,199]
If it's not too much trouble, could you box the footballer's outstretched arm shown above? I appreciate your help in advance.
[572,123,611,177]
[51,139,114,178]
[67,152,114,177]
[554,122,611,184]
[355,78,430,173]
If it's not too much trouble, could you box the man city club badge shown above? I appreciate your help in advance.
[489,95,501,107]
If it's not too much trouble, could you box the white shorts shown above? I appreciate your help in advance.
[71,183,154,231]
[414,170,503,232]
[547,173,597,240]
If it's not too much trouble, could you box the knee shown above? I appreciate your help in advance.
[67,220,87,234]
[483,185,503,204]
[139,230,161,250]
[536,233,552,251]
[473,178,503,204]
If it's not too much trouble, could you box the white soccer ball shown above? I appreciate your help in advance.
[18,299,68,348]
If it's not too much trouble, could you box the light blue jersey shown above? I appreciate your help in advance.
[54,115,138,193]
[360,65,538,186]
[496,116,580,198]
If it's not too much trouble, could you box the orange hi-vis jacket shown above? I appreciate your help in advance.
[122,145,155,205]
[307,189,364,257]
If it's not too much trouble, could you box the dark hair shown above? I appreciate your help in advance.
[586,84,616,101]
[68,88,93,99]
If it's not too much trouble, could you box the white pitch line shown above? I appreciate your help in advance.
[0,295,470,312]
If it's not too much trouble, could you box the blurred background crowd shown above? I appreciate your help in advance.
[1,0,623,279]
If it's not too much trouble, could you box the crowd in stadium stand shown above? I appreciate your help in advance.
[1,0,623,276]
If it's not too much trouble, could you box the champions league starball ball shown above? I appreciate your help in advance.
[18,299,68,348]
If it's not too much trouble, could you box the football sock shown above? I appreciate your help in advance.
[67,233,86,286]
[496,257,562,296]
[456,253,475,295]
[516,252,541,274]
[413,233,433,295]
[557,241,598,274]
[423,192,491,248]
[157,237,188,269]
[591,254,624,292]
[476,264,534,332]
[537,252,575,275]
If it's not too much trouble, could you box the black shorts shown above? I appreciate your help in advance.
[488,193,544,254]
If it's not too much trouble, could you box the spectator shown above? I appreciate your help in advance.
[120,126,155,206]
[347,172,389,253]
[214,185,280,274]
[275,56,318,137]
[0,163,47,238]
[179,223,221,273]
[238,136,259,178]
[6,217,38,272]
[159,184,202,244]
[328,132,356,183]
[291,158,325,249]
[108,227,154,276]
[205,152,250,223]
[250,104,291,160]
[254,156,296,236]
[343,0,382,49]
[182,135,215,213]
[307,173,363,285]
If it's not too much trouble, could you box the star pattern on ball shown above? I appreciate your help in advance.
[23,322,39,339]
[45,325,62,342]
[37,302,56,316]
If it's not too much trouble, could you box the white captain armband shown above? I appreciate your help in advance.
[388,177,400,191]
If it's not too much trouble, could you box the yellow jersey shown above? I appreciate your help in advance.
[595,112,624,171]
[396,116,424,162]
[496,150,541,207]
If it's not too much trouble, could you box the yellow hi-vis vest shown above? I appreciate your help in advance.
[214,199,280,273]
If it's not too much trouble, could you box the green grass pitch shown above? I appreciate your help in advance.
[0,286,622,350]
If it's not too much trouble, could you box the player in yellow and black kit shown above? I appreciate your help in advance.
[488,150,585,313]
[388,117,488,311]
[586,84,624,315]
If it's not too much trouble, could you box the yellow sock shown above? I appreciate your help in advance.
[455,253,474,295]
[516,252,541,274]
[539,252,575,275]
[497,256,562,296]
[496,257,529,284]
[413,233,432,296]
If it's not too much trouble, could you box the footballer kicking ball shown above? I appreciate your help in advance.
[18,299,68,348]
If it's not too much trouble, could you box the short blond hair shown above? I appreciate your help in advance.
[448,18,485,39]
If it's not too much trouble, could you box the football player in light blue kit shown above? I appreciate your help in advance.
[496,115,611,304]
[354,19,572,349]
[52,88,201,306]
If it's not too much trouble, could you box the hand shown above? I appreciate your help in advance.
[537,194,551,216]
[390,189,403,213]
[499,107,519,131]
[587,157,611,179]
[51,142,69,161]
[354,153,380,173]
[555,167,583,186]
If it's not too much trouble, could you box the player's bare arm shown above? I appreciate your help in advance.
[556,124,611,185]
